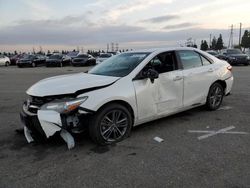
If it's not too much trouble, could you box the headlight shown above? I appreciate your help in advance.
[247,56,250,60]
[41,97,88,113]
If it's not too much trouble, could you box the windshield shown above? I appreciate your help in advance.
[89,52,150,77]
[49,54,62,59]
[99,53,112,58]
[77,54,88,58]
[67,51,79,57]
[23,54,35,59]
[227,49,242,55]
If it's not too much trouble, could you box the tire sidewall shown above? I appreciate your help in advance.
[206,83,224,110]
[89,104,133,145]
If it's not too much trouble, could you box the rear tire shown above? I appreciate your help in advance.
[59,62,63,67]
[89,103,132,145]
[206,83,224,111]
[31,62,36,67]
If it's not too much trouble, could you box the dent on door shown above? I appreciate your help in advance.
[156,70,183,115]
[133,78,158,123]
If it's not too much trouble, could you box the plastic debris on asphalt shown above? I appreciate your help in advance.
[153,136,164,143]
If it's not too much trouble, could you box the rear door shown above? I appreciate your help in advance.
[177,50,216,107]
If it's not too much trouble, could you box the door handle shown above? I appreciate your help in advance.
[173,76,183,81]
[208,68,214,72]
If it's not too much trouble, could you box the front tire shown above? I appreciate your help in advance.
[5,61,10,66]
[89,103,132,145]
[31,62,36,67]
[206,83,224,110]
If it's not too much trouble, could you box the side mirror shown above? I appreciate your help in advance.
[146,69,159,83]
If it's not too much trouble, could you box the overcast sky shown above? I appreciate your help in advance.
[0,0,250,52]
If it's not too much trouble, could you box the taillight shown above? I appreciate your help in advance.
[227,65,232,71]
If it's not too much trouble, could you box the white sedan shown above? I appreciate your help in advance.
[0,55,10,66]
[20,47,233,148]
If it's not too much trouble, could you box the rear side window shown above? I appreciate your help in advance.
[200,55,211,66]
[178,51,202,69]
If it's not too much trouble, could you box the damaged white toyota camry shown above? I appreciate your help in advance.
[20,48,233,148]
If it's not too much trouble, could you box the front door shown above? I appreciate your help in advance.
[133,51,183,123]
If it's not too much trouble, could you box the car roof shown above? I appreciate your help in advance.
[128,47,198,53]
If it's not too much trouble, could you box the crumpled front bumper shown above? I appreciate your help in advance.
[20,105,75,149]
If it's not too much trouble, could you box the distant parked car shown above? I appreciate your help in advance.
[10,54,25,65]
[71,54,96,66]
[0,54,10,66]
[206,50,228,60]
[221,49,250,66]
[17,54,46,68]
[46,54,71,67]
[96,53,113,64]
[67,51,79,60]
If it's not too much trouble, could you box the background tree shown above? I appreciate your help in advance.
[211,37,217,50]
[216,34,224,51]
[200,40,208,51]
[241,30,250,51]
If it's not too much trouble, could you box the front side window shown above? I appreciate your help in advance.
[178,51,202,69]
[89,52,149,77]
[144,51,177,74]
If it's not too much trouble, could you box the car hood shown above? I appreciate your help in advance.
[26,73,120,97]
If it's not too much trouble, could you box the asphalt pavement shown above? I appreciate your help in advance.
[0,65,249,188]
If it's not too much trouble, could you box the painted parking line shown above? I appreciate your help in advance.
[188,126,249,140]
[218,106,233,110]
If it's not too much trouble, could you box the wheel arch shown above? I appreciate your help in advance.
[212,80,227,94]
[96,100,135,125]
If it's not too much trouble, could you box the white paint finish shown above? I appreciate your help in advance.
[153,136,164,143]
[37,110,62,137]
[182,64,217,107]
[225,76,234,95]
[24,126,34,143]
[188,126,249,140]
[156,70,183,114]
[25,48,234,134]
[27,72,120,97]
[60,130,75,149]
[0,55,10,66]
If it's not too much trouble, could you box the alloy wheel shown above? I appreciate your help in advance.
[209,86,223,109]
[100,110,128,142]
